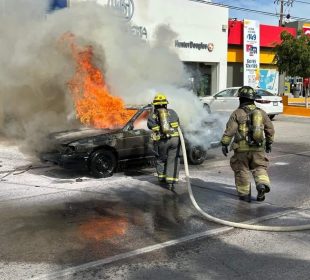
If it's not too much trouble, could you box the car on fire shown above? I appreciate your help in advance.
[41,105,218,178]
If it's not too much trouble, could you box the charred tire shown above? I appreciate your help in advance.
[203,104,211,114]
[269,114,275,120]
[187,146,207,165]
[89,150,117,178]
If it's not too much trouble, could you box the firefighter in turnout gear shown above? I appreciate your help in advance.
[221,86,275,202]
[147,93,181,191]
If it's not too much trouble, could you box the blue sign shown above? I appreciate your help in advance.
[48,0,68,12]
[259,69,279,94]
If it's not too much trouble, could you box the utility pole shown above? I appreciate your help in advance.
[274,0,285,26]
[279,0,284,26]
[274,0,294,26]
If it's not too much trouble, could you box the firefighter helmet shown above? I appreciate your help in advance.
[152,93,168,105]
[238,86,257,100]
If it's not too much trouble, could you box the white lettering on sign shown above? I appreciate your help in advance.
[243,19,260,88]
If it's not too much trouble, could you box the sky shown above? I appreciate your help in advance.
[213,0,310,26]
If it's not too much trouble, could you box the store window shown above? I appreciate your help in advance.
[184,62,212,97]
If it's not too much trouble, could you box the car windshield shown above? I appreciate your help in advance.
[120,108,138,128]
[256,89,274,96]
[132,109,151,130]
[214,88,238,98]
[121,107,152,130]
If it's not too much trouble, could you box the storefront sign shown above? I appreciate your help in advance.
[104,0,147,39]
[106,0,134,21]
[175,40,214,52]
[243,19,260,87]
[259,69,279,94]
[131,25,147,39]
[302,24,310,36]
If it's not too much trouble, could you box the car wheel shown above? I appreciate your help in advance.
[269,114,275,120]
[187,146,207,165]
[89,150,117,178]
[203,104,211,114]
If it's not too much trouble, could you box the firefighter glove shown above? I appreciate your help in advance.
[222,145,229,157]
[265,142,272,153]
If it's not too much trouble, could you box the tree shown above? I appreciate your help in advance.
[274,31,310,107]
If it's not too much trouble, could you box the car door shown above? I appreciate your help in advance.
[211,89,239,113]
[120,109,153,159]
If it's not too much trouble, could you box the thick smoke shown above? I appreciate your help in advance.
[0,0,78,154]
[0,0,224,156]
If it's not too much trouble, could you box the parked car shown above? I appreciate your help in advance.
[200,87,283,120]
[41,105,218,178]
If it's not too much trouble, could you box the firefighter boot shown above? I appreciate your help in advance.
[238,186,251,203]
[256,184,270,202]
[238,193,251,203]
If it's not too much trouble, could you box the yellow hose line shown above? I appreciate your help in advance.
[178,127,310,232]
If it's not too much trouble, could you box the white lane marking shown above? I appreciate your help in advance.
[274,162,289,166]
[32,209,300,280]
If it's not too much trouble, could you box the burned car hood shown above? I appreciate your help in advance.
[48,127,121,145]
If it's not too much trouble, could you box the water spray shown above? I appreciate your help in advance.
[178,127,310,232]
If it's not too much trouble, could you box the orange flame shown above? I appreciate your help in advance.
[65,33,135,128]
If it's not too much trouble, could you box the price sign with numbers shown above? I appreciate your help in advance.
[243,19,260,88]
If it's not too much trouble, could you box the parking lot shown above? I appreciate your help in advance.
[0,115,309,280]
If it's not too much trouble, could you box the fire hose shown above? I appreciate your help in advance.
[177,127,310,232]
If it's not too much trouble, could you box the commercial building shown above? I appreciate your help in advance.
[67,0,229,97]
[285,21,310,35]
[130,0,229,97]
[227,19,296,94]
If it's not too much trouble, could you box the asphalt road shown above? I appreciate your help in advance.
[0,115,309,280]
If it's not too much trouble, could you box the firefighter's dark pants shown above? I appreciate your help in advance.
[230,151,270,195]
[154,136,181,184]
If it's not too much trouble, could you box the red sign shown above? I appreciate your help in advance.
[304,78,310,87]
[303,27,310,36]
[228,20,296,47]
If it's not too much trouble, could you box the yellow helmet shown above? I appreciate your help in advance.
[151,93,168,105]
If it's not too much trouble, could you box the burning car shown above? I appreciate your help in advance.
[41,105,217,178]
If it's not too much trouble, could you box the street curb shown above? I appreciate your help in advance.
[283,105,310,117]
[282,96,310,117]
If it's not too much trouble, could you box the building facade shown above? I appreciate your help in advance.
[131,0,228,97]
[227,20,296,94]
[68,0,229,97]
[285,21,310,35]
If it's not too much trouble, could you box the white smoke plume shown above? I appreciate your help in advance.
[0,0,224,155]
